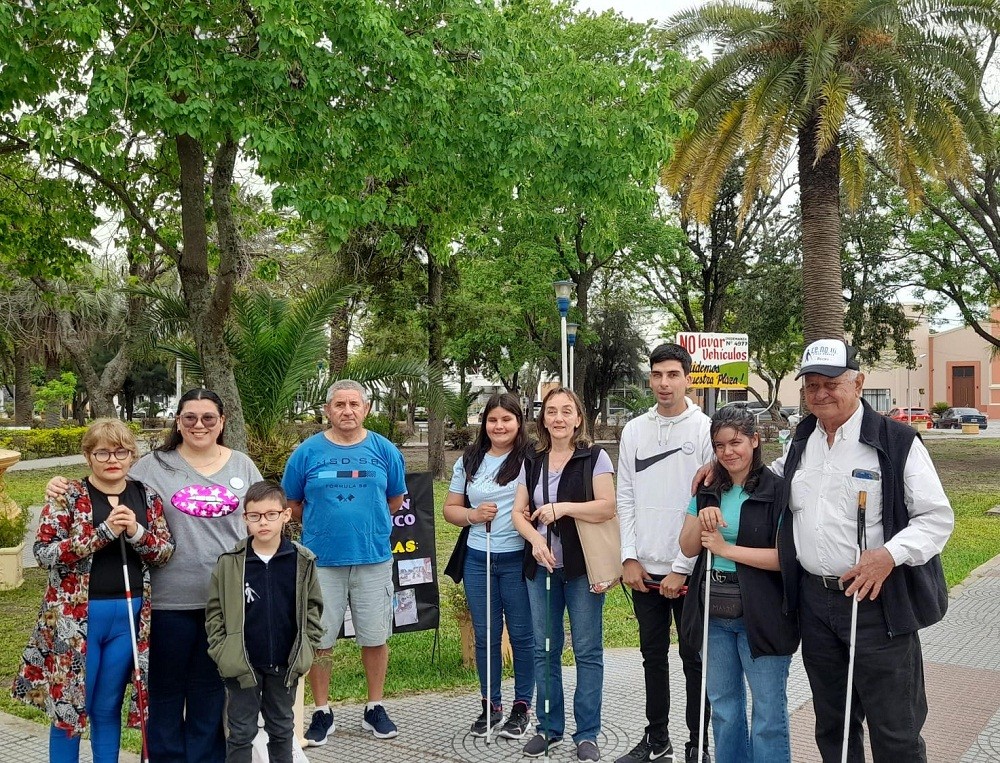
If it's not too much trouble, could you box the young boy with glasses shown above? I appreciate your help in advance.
[206,481,325,763]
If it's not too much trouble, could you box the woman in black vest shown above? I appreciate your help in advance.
[512,387,616,762]
[678,406,799,763]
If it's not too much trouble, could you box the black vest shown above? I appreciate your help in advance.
[521,445,603,582]
[778,400,949,637]
[680,467,800,658]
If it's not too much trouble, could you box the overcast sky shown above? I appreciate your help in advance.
[583,0,701,24]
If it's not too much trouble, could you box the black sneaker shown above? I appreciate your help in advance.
[577,739,601,761]
[362,703,398,739]
[470,700,504,737]
[523,732,563,757]
[304,709,335,746]
[684,743,710,763]
[614,733,673,762]
[499,700,530,739]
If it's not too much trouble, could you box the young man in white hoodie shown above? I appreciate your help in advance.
[615,344,713,763]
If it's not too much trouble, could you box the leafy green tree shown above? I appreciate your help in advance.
[663,0,999,343]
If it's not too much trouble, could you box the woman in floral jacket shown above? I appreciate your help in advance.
[13,419,173,763]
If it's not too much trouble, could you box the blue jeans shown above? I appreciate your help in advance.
[526,568,605,744]
[463,547,535,708]
[148,609,226,763]
[50,597,142,763]
[706,617,791,763]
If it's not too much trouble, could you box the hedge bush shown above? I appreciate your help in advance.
[0,422,143,459]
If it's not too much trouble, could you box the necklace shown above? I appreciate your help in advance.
[181,446,224,471]
[548,449,573,472]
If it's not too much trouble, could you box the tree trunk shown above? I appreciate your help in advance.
[426,256,445,479]
[13,345,33,426]
[798,113,844,344]
[44,351,61,428]
[175,134,249,452]
[328,301,351,374]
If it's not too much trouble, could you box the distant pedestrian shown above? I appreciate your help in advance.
[206,481,324,763]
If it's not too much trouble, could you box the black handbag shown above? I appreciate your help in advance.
[444,478,472,584]
[708,580,743,619]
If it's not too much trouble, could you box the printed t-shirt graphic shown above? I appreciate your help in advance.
[281,431,406,567]
[171,483,241,517]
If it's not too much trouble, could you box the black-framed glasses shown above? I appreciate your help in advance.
[92,448,132,462]
[179,413,220,427]
[244,510,285,523]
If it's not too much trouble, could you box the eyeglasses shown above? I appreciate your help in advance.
[179,413,220,427]
[91,448,132,462]
[244,510,285,523]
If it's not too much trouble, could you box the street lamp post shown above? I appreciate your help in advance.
[553,280,574,388]
[907,353,928,425]
[567,323,579,390]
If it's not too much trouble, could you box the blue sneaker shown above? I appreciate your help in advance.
[362,703,398,739]
[304,709,334,746]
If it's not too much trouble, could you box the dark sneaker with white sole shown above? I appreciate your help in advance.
[523,732,563,757]
[304,709,335,746]
[470,700,504,737]
[362,704,398,739]
[577,739,601,761]
[614,733,673,762]
[499,700,530,739]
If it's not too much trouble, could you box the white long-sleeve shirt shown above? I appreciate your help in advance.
[617,400,713,576]
[772,403,953,577]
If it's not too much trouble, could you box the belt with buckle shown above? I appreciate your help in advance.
[710,570,738,584]
[807,572,846,591]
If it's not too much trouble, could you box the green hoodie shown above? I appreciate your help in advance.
[206,537,325,689]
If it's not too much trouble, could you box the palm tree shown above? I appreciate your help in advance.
[662,0,999,342]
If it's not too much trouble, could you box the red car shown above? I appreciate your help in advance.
[886,407,933,428]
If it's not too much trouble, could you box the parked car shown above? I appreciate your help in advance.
[934,407,988,430]
[886,407,933,428]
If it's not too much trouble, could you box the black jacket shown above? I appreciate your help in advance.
[680,467,800,658]
[243,537,299,669]
[778,399,949,637]
[522,445,604,582]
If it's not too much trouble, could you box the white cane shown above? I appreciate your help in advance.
[696,549,712,762]
[120,535,150,763]
[485,518,494,744]
[841,491,867,763]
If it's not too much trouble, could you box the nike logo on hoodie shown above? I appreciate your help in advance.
[635,447,682,473]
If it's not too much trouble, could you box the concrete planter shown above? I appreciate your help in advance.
[0,449,24,591]
[0,541,24,591]
[962,423,981,435]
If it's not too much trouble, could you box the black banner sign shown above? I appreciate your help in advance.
[339,471,440,638]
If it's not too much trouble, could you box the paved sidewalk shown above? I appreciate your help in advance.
[3,556,999,762]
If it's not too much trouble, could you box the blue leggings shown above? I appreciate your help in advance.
[50,597,142,763]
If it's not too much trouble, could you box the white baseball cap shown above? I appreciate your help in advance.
[795,339,860,379]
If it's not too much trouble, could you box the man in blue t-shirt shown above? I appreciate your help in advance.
[282,380,406,745]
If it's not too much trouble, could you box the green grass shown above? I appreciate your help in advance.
[2,441,998,729]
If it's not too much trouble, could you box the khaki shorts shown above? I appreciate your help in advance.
[316,560,393,649]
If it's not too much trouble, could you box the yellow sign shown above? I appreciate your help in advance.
[676,332,750,389]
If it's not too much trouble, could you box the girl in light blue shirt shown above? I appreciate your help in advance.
[444,392,534,740]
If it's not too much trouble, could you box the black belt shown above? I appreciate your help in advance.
[710,570,738,584]
[806,572,847,591]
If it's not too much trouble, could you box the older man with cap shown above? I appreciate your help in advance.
[774,339,953,762]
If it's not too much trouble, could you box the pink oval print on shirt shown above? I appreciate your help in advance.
[171,484,241,517]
